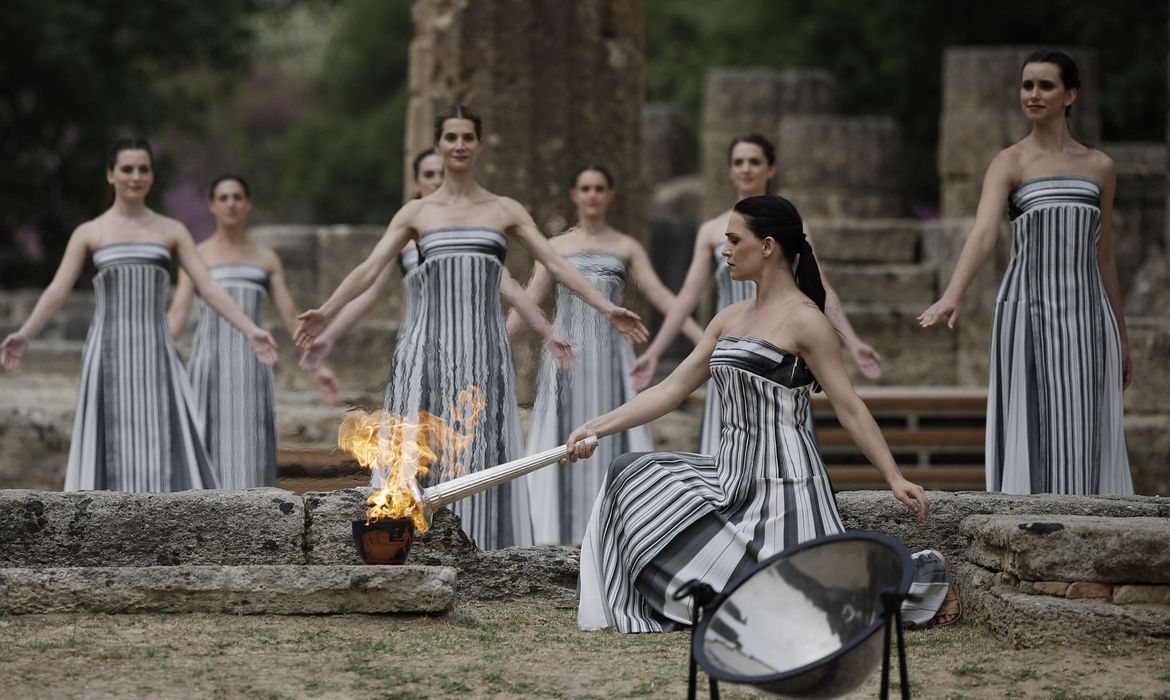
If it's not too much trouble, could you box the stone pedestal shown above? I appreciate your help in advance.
[777,116,902,218]
[699,68,835,219]
[940,47,1101,219]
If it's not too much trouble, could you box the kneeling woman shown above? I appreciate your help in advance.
[566,195,957,633]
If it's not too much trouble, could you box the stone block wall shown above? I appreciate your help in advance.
[699,68,835,219]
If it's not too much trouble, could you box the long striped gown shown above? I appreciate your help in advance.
[987,176,1132,495]
[578,336,948,632]
[187,264,277,489]
[699,247,755,454]
[65,243,217,492]
[383,227,532,550]
[525,251,653,545]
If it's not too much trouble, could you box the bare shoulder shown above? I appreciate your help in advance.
[788,301,837,343]
[696,212,728,241]
[1086,148,1116,184]
[257,244,284,274]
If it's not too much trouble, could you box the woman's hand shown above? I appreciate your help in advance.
[248,328,279,366]
[545,334,576,369]
[630,351,659,391]
[299,335,334,371]
[606,307,649,345]
[918,297,959,329]
[848,341,882,380]
[294,309,328,348]
[890,476,929,524]
[314,366,340,406]
[563,424,599,463]
[1,332,29,370]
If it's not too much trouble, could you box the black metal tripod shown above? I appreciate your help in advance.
[675,579,721,700]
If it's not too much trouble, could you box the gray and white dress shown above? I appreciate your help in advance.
[383,227,532,550]
[525,251,653,545]
[699,247,756,454]
[578,336,947,632]
[65,243,217,492]
[187,264,277,489]
[987,176,1132,494]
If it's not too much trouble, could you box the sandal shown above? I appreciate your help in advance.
[925,550,962,629]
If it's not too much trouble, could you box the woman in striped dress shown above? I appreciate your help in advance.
[631,134,882,455]
[298,149,574,410]
[0,139,278,492]
[166,175,338,489]
[920,50,1132,495]
[567,195,955,633]
[514,165,704,545]
[295,105,648,550]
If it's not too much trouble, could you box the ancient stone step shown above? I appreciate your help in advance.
[0,488,306,568]
[807,218,921,263]
[821,263,936,305]
[0,564,456,614]
[955,560,1170,648]
[961,514,1170,584]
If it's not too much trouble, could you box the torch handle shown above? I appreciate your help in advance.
[422,435,599,509]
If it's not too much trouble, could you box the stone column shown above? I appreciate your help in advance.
[699,68,835,220]
[405,0,645,241]
[939,47,1101,219]
[777,116,902,219]
[406,0,645,402]
[641,103,691,189]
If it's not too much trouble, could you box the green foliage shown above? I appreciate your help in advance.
[272,0,413,225]
[0,0,263,285]
[646,0,1169,211]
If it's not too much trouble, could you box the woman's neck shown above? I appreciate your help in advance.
[440,168,480,198]
[735,183,768,200]
[111,198,148,219]
[753,260,802,306]
[215,224,248,245]
[576,213,608,233]
[1029,118,1077,152]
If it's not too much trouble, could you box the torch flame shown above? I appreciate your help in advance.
[337,386,486,531]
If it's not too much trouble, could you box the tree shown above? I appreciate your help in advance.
[0,0,262,286]
[645,0,1168,211]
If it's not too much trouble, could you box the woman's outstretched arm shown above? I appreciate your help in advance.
[629,224,717,389]
[919,149,1016,329]
[625,237,705,344]
[1,224,94,369]
[502,198,648,345]
[564,312,725,461]
[795,304,927,522]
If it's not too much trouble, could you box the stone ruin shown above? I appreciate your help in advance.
[0,2,1168,649]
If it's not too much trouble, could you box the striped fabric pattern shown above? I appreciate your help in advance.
[382,244,424,418]
[988,176,1133,495]
[383,227,531,550]
[699,248,757,454]
[525,251,654,545]
[65,243,216,492]
[578,336,947,632]
[187,264,276,489]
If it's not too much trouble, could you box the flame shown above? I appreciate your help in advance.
[338,386,486,530]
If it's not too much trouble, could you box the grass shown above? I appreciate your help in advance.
[0,603,1166,699]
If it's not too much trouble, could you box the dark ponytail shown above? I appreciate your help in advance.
[732,195,827,312]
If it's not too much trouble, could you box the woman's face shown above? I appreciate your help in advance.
[106,149,154,202]
[209,179,252,229]
[1020,62,1075,124]
[728,142,775,197]
[723,212,772,281]
[435,118,481,172]
[416,154,444,197]
[569,169,614,220]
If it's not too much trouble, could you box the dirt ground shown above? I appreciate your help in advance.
[2,600,1167,699]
